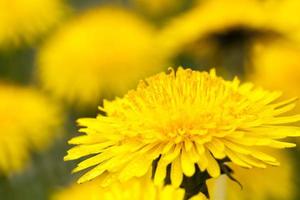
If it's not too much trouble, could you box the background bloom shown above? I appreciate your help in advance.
[0,0,66,48]
[156,0,300,79]
[51,177,202,200]
[37,6,169,106]
[65,67,300,189]
[266,0,300,38]
[0,83,63,175]
[158,0,267,56]
[226,151,295,200]
[249,39,300,100]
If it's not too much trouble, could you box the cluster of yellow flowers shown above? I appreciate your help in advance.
[60,2,300,197]
[0,83,62,175]
[0,0,68,179]
[1,0,300,199]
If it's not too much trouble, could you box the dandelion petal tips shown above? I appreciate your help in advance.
[65,67,300,186]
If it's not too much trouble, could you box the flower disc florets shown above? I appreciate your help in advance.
[65,67,300,187]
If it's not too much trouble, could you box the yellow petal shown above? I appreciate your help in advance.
[65,141,115,160]
[225,148,252,168]
[197,153,208,172]
[273,103,296,116]
[184,140,193,151]
[171,156,183,187]
[72,151,114,173]
[154,158,168,186]
[119,155,152,182]
[181,148,195,177]
[236,154,266,168]
[223,140,251,155]
[77,163,108,183]
[251,150,278,164]
[163,144,181,162]
[205,151,220,178]
[267,140,296,148]
[195,143,205,154]
[205,141,225,159]
[162,142,175,154]
[68,132,109,144]
[266,115,300,124]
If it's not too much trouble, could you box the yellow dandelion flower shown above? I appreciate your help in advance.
[0,83,62,175]
[65,67,300,187]
[52,177,207,200]
[37,7,169,105]
[158,0,267,55]
[225,150,294,200]
[158,0,300,60]
[249,40,300,99]
[265,0,300,37]
[0,0,67,47]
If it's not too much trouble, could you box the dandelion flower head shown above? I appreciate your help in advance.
[65,67,300,187]
[158,0,300,59]
[0,0,66,47]
[0,83,62,175]
[158,0,267,55]
[250,40,300,98]
[52,176,207,200]
[37,7,168,105]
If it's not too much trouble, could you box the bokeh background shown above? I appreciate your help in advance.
[1,0,300,199]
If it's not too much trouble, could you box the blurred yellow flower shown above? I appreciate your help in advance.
[0,83,62,175]
[225,151,294,200]
[265,0,300,37]
[158,0,300,60]
[65,67,300,186]
[0,0,66,48]
[37,7,169,106]
[52,177,207,200]
[249,40,300,99]
[159,0,267,55]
